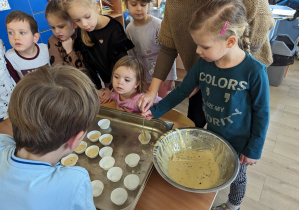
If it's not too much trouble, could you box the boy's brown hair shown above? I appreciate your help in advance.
[5,10,39,35]
[8,65,100,155]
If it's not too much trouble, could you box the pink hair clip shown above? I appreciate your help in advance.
[220,21,229,34]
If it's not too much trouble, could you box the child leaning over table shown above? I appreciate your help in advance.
[0,65,99,210]
[99,55,161,113]
[5,10,50,84]
[0,39,15,122]
[142,1,270,210]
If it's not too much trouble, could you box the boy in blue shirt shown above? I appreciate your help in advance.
[0,65,99,210]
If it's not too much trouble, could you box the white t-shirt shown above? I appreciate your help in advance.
[5,43,50,80]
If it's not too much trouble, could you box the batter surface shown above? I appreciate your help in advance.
[168,149,220,189]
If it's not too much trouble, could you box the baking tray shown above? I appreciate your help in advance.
[75,107,173,210]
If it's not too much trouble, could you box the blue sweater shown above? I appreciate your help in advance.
[150,53,270,159]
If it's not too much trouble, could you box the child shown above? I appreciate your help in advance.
[0,65,99,209]
[99,55,161,113]
[138,0,274,129]
[45,0,85,71]
[125,0,177,98]
[5,10,50,83]
[0,39,15,122]
[61,0,134,90]
[142,1,270,209]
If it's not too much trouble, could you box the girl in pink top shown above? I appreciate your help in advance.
[99,55,161,113]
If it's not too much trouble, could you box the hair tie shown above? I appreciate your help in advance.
[220,21,229,34]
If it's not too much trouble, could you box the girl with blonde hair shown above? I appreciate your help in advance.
[61,0,134,89]
[142,1,270,209]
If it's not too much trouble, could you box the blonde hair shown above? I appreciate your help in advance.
[8,65,99,155]
[189,0,251,54]
[61,0,98,47]
[112,55,145,93]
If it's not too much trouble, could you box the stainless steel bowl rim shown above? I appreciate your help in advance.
[153,127,240,193]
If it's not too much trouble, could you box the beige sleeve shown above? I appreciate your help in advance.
[244,0,274,49]
[158,2,176,49]
[243,0,275,66]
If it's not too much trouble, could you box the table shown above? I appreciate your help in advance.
[0,102,217,209]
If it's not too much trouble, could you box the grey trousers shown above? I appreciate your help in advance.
[228,163,248,206]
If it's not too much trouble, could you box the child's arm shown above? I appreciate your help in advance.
[239,154,258,166]
[148,60,202,119]
[5,56,20,83]
[243,65,270,160]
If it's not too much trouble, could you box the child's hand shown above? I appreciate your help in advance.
[62,37,74,54]
[141,110,153,120]
[239,154,258,166]
[138,90,157,112]
[98,88,112,104]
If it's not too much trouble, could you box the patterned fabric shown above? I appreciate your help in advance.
[0,39,15,119]
[228,163,247,207]
[48,31,85,70]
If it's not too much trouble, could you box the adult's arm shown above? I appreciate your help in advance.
[150,60,201,119]
[139,45,177,112]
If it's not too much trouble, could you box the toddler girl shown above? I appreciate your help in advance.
[0,39,15,122]
[45,0,85,70]
[61,0,134,90]
[125,0,177,98]
[100,55,161,113]
[142,1,270,209]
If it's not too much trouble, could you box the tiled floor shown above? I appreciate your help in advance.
[174,61,299,210]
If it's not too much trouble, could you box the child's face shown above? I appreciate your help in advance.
[112,66,139,98]
[47,15,75,41]
[190,30,228,63]
[67,3,99,32]
[6,20,39,53]
[127,0,149,21]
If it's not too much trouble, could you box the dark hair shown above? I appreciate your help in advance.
[112,55,145,93]
[189,0,251,53]
[8,65,100,155]
[5,10,38,34]
[45,0,73,22]
[124,0,152,10]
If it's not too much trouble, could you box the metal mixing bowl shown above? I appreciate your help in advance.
[153,128,239,193]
